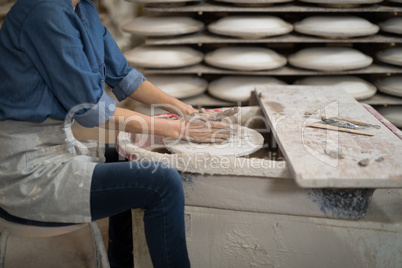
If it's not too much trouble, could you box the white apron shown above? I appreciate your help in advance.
[0,118,105,223]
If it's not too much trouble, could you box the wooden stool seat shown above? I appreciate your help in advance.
[0,217,109,268]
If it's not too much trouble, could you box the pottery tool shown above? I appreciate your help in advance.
[307,116,378,136]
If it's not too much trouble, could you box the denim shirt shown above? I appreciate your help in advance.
[0,0,146,127]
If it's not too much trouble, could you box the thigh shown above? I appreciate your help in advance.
[90,161,182,221]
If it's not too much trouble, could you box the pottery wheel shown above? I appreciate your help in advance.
[163,125,264,157]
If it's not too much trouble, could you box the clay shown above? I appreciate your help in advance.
[124,46,204,69]
[163,125,264,157]
[208,16,293,39]
[294,16,379,39]
[379,17,402,35]
[295,76,377,100]
[289,47,373,72]
[376,47,402,67]
[146,75,208,99]
[209,76,286,102]
[205,47,287,71]
[376,106,402,128]
[121,16,204,37]
[375,75,402,97]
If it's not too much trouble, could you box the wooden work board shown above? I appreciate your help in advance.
[254,85,402,188]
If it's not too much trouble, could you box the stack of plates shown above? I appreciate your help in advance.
[205,47,287,71]
[213,0,293,6]
[297,0,383,8]
[124,46,203,69]
[376,47,402,67]
[208,16,293,39]
[375,76,402,97]
[376,106,402,128]
[122,16,204,37]
[294,16,379,39]
[379,17,402,35]
[146,75,208,99]
[289,47,373,71]
[295,76,377,100]
[208,76,286,102]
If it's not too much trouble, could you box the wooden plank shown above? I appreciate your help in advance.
[145,33,402,45]
[255,85,402,188]
[139,63,402,76]
[143,2,402,13]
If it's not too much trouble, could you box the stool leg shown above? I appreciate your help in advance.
[0,228,10,268]
[89,222,110,268]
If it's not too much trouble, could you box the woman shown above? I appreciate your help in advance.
[0,0,230,267]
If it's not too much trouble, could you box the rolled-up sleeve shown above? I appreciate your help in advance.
[102,28,147,101]
[19,3,116,128]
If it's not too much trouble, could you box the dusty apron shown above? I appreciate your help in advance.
[0,118,105,223]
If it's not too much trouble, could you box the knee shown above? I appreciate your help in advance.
[160,165,183,194]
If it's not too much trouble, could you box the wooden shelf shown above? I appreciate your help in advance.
[143,2,402,13]
[137,63,402,76]
[145,33,402,45]
[361,93,402,106]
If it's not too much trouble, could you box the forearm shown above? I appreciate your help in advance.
[129,80,197,115]
[100,107,182,138]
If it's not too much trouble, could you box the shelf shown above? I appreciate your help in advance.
[145,33,402,45]
[361,93,402,106]
[143,2,402,13]
[138,63,402,76]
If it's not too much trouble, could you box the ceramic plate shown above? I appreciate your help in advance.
[298,0,383,7]
[289,47,373,71]
[375,76,402,97]
[146,75,208,99]
[122,16,204,37]
[376,47,402,67]
[294,16,379,38]
[379,17,402,35]
[208,76,286,102]
[376,106,402,128]
[214,0,293,6]
[163,125,264,156]
[295,76,377,100]
[124,46,203,69]
[205,47,286,71]
[208,16,293,39]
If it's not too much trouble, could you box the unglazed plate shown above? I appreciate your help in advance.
[208,16,293,39]
[379,17,402,35]
[298,0,383,7]
[294,16,379,38]
[289,47,373,71]
[376,47,402,67]
[375,76,402,97]
[208,76,286,102]
[122,16,204,37]
[124,46,203,69]
[376,106,402,128]
[205,47,286,71]
[146,75,208,99]
[295,76,377,100]
[163,125,264,157]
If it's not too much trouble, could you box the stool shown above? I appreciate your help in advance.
[0,217,110,268]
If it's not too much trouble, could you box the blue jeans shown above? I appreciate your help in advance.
[90,146,190,268]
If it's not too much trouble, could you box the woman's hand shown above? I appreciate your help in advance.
[178,116,232,144]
